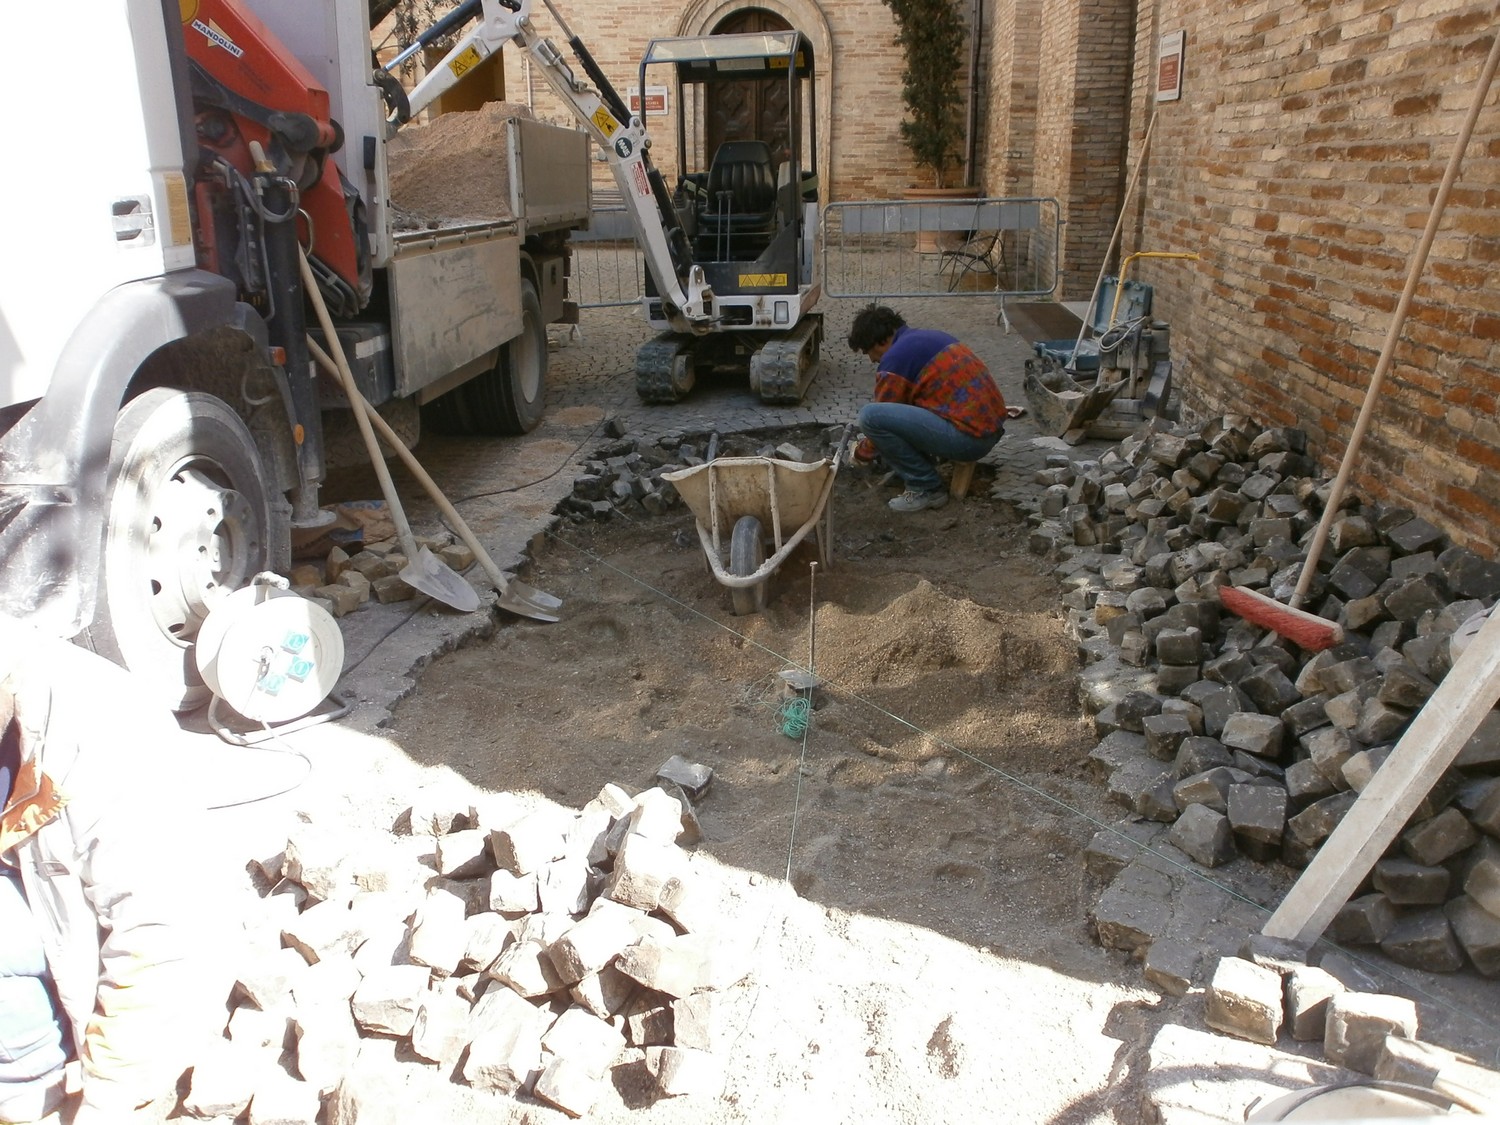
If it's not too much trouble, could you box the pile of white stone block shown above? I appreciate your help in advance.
[1185,939,1500,1114]
[189,779,731,1121]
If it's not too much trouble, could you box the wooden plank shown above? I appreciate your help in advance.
[1263,607,1500,945]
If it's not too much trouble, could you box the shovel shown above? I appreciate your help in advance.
[306,336,563,623]
[296,247,481,613]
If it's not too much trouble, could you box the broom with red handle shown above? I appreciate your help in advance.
[1220,30,1500,652]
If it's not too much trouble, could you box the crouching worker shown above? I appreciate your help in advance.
[847,303,1010,512]
[1,617,224,1124]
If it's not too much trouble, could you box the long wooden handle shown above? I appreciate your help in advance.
[305,336,512,592]
[1071,112,1156,358]
[296,249,420,558]
[1294,30,1500,605]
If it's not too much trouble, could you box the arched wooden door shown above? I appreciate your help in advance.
[706,8,794,165]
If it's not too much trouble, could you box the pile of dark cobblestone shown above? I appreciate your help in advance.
[1024,413,1500,979]
[559,424,848,523]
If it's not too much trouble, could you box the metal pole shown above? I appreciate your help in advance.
[808,561,818,677]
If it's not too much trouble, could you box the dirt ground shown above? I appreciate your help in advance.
[376,440,1177,1123]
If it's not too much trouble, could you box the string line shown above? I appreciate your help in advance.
[544,528,1497,1051]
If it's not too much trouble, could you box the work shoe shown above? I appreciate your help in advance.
[888,488,949,512]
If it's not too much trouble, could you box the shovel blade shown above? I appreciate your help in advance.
[401,546,482,612]
[496,576,563,622]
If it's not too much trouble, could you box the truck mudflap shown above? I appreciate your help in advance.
[0,271,239,637]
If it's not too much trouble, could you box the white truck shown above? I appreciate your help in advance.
[0,0,590,710]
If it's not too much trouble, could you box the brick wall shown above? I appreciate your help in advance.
[397,0,990,200]
[1111,0,1500,552]
[823,0,926,198]
[995,0,1134,298]
[394,0,1500,550]
[981,0,1042,197]
[488,0,944,201]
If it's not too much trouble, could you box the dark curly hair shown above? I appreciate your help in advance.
[847,304,906,352]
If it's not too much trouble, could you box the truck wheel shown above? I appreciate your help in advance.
[424,279,548,436]
[728,515,768,616]
[492,278,549,434]
[85,388,273,712]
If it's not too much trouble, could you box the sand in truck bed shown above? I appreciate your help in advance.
[384,101,534,229]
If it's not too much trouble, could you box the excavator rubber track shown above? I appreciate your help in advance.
[635,334,697,404]
[747,313,823,405]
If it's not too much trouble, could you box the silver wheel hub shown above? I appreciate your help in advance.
[144,466,256,640]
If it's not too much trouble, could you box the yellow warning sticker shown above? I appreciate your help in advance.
[449,45,483,80]
[738,273,787,287]
[769,57,788,69]
[592,106,618,137]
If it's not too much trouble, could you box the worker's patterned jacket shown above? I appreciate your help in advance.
[855,326,1008,462]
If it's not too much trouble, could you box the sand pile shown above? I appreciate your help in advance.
[386,101,534,227]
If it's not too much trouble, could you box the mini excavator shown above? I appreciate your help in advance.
[400,0,825,403]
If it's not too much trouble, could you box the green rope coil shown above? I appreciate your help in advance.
[779,695,811,739]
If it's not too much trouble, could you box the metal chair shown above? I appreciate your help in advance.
[937,228,1003,291]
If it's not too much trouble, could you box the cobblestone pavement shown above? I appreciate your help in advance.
[206,293,1500,1119]
[327,291,1109,727]
[547,291,1088,506]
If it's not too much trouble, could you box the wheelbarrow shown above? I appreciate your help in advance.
[663,429,853,615]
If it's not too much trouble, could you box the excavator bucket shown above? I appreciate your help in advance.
[1022,357,1129,440]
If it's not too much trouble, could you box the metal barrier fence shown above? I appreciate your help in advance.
[568,195,1062,314]
[567,200,646,310]
[820,197,1061,305]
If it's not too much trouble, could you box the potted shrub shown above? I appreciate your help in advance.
[882,0,969,191]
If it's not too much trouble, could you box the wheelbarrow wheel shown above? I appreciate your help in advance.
[729,515,768,616]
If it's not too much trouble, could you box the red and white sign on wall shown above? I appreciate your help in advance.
[627,86,670,116]
[1157,31,1185,102]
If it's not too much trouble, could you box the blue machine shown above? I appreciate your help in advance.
[1032,277,1153,372]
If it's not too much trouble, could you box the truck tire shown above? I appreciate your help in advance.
[423,279,548,436]
[84,388,273,713]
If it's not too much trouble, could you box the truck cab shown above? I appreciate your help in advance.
[0,0,589,711]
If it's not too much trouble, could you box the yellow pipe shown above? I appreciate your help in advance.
[1108,251,1201,327]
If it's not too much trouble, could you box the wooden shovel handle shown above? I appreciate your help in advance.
[296,249,420,558]
[305,336,512,593]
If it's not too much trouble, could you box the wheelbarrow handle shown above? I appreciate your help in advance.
[833,422,856,466]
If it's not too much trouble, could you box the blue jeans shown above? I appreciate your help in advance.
[858,403,1002,492]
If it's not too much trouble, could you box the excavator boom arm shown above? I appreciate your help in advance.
[392,0,712,333]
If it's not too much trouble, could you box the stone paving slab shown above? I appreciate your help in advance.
[1145,1023,1355,1123]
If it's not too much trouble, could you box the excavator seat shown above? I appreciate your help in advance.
[697,140,778,258]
